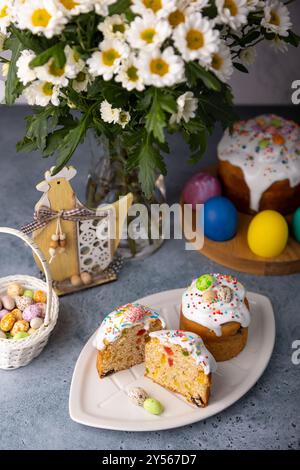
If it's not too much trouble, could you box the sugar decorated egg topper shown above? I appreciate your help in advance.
[22,166,133,295]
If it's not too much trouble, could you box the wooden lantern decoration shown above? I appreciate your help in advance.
[22,166,133,295]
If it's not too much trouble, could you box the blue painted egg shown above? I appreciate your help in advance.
[292,207,300,243]
[203,196,238,241]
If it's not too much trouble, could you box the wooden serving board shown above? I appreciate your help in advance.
[181,168,300,276]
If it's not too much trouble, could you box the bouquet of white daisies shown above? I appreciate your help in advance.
[0,0,298,195]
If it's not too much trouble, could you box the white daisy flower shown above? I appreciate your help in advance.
[23,80,61,106]
[167,2,205,29]
[57,0,93,16]
[173,12,220,64]
[94,0,118,16]
[118,110,131,128]
[100,100,120,124]
[261,0,292,38]
[126,13,171,50]
[87,38,129,81]
[34,56,69,87]
[0,0,12,35]
[239,46,256,65]
[215,0,249,31]
[72,69,92,92]
[181,0,209,11]
[115,55,145,91]
[16,49,37,85]
[98,14,128,39]
[131,0,177,19]
[270,35,288,53]
[64,45,85,79]
[15,0,67,38]
[0,32,6,52]
[1,61,9,77]
[246,0,263,12]
[209,41,233,82]
[170,91,198,125]
[137,46,185,88]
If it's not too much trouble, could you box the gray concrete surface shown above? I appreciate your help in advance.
[0,105,299,450]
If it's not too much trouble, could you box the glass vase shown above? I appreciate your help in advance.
[85,131,166,259]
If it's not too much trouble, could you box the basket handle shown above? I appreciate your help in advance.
[0,227,53,327]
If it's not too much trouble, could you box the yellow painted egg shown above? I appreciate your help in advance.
[0,312,17,332]
[247,210,288,258]
[33,290,47,303]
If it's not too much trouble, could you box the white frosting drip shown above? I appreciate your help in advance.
[93,303,166,350]
[149,330,217,375]
[218,114,300,211]
[181,274,251,337]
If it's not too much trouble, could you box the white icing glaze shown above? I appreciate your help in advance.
[181,274,251,337]
[149,330,217,375]
[218,114,300,211]
[93,303,166,350]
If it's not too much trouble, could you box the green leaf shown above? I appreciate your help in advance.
[8,25,45,53]
[4,37,23,105]
[43,127,75,157]
[16,136,38,153]
[239,30,260,46]
[53,113,91,173]
[186,62,221,91]
[284,30,300,47]
[30,43,66,69]
[145,89,166,143]
[233,62,249,73]
[109,0,131,15]
[159,93,177,114]
[101,81,130,107]
[127,133,166,197]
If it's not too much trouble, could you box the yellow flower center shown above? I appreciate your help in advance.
[211,54,224,70]
[102,48,120,66]
[150,58,169,76]
[42,82,54,96]
[186,29,204,50]
[168,10,185,28]
[270,10,280,26]
[143,0,162,13]
[127,65,139,82]
[140,28,156,44]
[0,5,8,18]
[113,23,125,33]
[49,61,65,77]
[224,0,238,17]
[59,0,78,9]
[31,9,51,27]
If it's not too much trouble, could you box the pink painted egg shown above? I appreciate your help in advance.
[22,303,44,322]
[182,172,222,209]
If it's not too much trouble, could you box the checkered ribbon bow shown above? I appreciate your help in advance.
[21,205,104,235]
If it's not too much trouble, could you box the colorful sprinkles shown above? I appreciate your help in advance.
[150,330,217,375]
[93,303,166,350]
[218,114,300,212]
[182,274,251,337]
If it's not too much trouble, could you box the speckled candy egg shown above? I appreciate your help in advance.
[11,308,23,321]
[34,303,46,318]
[22,303,44,322]
[15,295,33,312]
[7,283,24,298]
[33,290,47,304]
[128,387,149,406]
[1,295,15,311]
[23,289,34,299]
[11,320,29,337]
[80,272,92,285]
[30,317,43,329]
[0,309,8,319]
[0,312,17,332]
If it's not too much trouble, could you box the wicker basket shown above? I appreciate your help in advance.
[0,227,59,370]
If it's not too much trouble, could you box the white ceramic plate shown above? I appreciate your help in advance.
[69,289,275,432]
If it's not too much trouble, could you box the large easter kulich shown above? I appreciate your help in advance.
[218,114,300,215]
[180,274,251,361]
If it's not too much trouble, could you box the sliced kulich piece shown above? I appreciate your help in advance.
[145,330,217,407]
[180,274,251,361]
[93,303,166,378]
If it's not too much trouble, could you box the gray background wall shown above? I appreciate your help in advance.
[0,1,299,105]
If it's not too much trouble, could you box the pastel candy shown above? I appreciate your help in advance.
[128,387,149,407]
[7,283,24,298]
[22,303,44,322]
[11,320,29,337]
[1,295,15,311]
[34,303,46,318]
[143,398,164,415]
[0,309,8,319]
[14,332,29,340]
[30,317,43,329]
[15,295,33,312]
[23,290,34,299]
